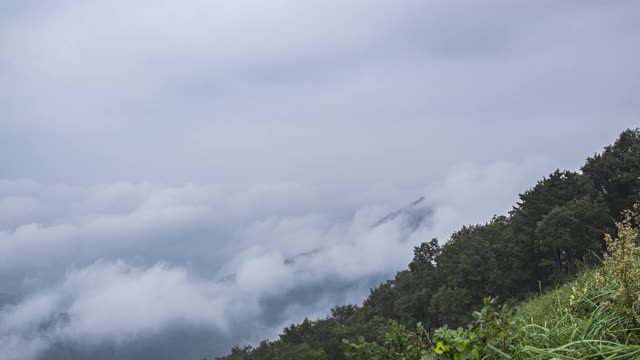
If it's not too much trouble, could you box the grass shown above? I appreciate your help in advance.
[345,211,640,360]
[501,212,640,359]
[512,269,640,359]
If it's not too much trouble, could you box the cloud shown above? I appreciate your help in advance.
[0,0,637,184]
[0,156,557,359]
[0,179,425,359]
[0,262,234,360]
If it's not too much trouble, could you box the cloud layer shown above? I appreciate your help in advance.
[0,158,554,359]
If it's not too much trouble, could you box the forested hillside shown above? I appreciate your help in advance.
[216,129,640,360]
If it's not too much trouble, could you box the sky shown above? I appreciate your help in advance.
[0,0,639,359]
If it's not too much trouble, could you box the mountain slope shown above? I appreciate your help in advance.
[215,128,640,360]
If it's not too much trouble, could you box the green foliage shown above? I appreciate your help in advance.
[273,343,327,360]
[438,216,516,301]
[344,210,640,360]
[535,197,613,278]
[332,305,359,326]
[344,321,431,360]
[509,169,603,291]
[509,217,640,358]
[595,208,640,326]
[218,341,275,360]
[363,280,401,320]
[583,128,640,219]
[430,287,473,328]
[409,239,440,273]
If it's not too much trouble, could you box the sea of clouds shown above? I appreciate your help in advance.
[0,159,554,359]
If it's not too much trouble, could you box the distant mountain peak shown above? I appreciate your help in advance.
[371,196,431,230]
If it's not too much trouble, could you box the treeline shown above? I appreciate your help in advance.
[216,129,640,360]
[344,212,640,359]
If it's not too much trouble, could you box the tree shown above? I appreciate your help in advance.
[430,286,473,328]
[535,197,614,280]
[582,128,640,219]
[362,281,400,320]
[392,271,440,329]
[437,216,517,299]
[408,238,440,273]
[273,343,326,360]
[217,345,255,360]
[331,305,358,327]
[509,170,585,291]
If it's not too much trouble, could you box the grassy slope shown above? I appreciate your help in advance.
[346,215,640,360]
[513,270,640,359]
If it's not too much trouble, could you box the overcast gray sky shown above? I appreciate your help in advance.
[1,1,639,359]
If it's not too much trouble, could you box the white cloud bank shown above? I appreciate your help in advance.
[0,157,555,359]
